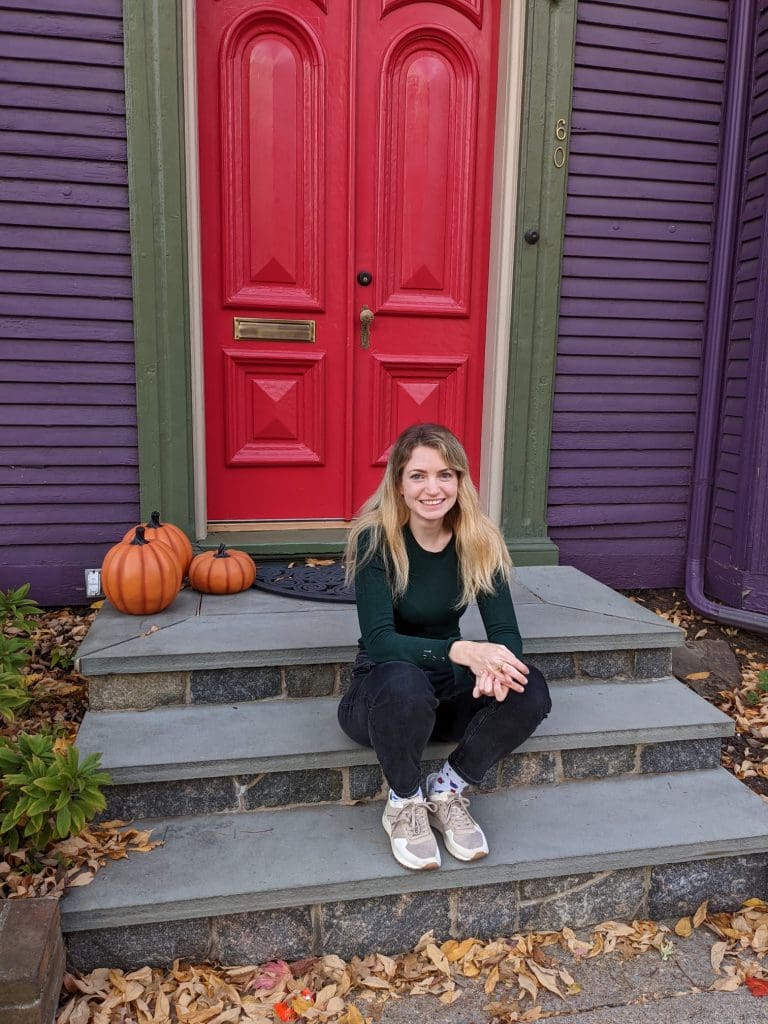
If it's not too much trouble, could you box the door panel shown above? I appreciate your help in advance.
[352,1,499,509]
[197,0,499,523]
[198,1,350,520]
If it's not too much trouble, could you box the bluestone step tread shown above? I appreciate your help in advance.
[60,768,768,931]
[77,678,732,783]
[75,567,683,676]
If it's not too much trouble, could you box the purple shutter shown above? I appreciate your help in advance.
[548,0,729,587]
[0,2,139,605]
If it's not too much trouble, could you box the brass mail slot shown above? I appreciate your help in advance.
[233,317,316,342]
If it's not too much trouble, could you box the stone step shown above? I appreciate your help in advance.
[74,566,683,711]
[76,678,733,820]
[61,768,768,971]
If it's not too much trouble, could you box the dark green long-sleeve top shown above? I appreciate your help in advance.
[354,525,523,677]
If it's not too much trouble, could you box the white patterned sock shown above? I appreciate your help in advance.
[428,761,468,796]
[389,786,423,806]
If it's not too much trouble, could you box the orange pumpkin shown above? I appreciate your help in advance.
[123,511,193,575]
[188,544,255,594]
[102,526,182,614]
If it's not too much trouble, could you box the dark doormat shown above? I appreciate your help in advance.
[252,562,356,603]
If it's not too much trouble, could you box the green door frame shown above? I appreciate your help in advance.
[122,0,576,559]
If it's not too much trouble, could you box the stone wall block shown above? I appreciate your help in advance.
[648,854,768,918]
[499,751,557,787]
[319,891,451,960]
[454,883,519,938]
[102,777,238,821]
[190,667,281,704]
[348,764,385,802]
[640,739,721,774]
[525,652,576,681]
[242,769,343,809]
[634,648,672,679]
[561,745,636,780]
[89,672,187,711]
[66,918,210,974]
[577,651,633,679]
[284,664,336,698]
[212,908,314,965]
[519,868,646,932]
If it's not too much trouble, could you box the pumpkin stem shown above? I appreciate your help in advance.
[214,543,230,558]
[130,526,149,545]
[148,511,163,529]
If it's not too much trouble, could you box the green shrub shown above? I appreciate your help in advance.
[0,584,41,635]
[0,733,111,852]
[0,672,32,722]
[0,584,41,722]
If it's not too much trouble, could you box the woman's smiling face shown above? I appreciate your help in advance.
[400,445,459,526]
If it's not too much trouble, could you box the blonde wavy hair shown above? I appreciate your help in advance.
[345,423,512,607]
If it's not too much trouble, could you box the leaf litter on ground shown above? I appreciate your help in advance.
[1,820,163,899]
[58,900,768,1024]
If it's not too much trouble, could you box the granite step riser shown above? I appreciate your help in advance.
[87,648,674,712]
[64,849,767,973]
[99,738,721,822]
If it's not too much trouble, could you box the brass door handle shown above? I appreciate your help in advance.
[360,305,374,349]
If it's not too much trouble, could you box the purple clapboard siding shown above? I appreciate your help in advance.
[547,0,729,588]
[0,0,139,606]
[706,1,768,611]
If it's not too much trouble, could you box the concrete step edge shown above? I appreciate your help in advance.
[75,678,734,784]
[59,769,768,932]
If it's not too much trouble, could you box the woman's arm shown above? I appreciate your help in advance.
[355,549,458,669]
[448,573,528,699]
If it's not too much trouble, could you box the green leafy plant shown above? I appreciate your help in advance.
[0,584,41,635]
[49,645,75,671]
[0,672,32,722]
[0,733,111,852]
[758,670,768,691]
[0,584,41,722]
[0,634,33,676]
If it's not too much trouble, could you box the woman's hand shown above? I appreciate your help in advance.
[473,671,511,702]
[449,640,529,699]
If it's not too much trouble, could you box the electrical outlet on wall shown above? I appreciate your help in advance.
[84,568,102,598]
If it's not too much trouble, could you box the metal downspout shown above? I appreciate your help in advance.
[685,0,768,634]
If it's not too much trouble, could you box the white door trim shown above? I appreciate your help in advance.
[182,0,526,537]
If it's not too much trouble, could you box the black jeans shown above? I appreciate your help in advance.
[337,652,552,797]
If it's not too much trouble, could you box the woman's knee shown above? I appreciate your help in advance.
[520,666,552,722]
[369,661,437,711]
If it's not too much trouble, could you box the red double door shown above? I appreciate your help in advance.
[197,0,500,522]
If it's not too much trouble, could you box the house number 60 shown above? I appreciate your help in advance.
[553,117,568,168]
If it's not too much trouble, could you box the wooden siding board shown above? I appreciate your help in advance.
[576,1,728,39]
[2,56,125,90]
[0,180,129,208]
[549,2,727,586]
[0,154,129,185]
[0,2,139,605]
[0,447,137,467]
[3,82,126,115]
[0,10,124,41]
[0,0,121,15]
[0,33,124,66]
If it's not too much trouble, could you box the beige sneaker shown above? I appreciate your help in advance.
[427,787,489,861]
[382,796,441,870]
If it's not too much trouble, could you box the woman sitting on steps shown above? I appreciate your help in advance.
[339,422,552,871]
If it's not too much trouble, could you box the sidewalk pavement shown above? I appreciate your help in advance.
[373,923,765,1024]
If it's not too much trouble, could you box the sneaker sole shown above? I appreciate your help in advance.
[381,808,440,871]
[431,820,489,862]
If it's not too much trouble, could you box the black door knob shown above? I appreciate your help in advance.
[524,229,539,245]
[357,270,373,286]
